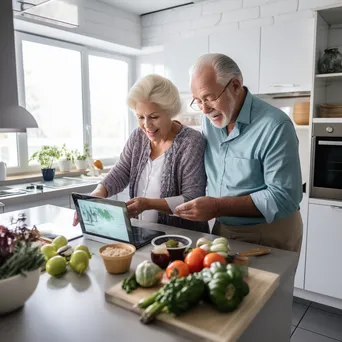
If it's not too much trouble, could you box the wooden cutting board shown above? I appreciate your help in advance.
[105,267,279,342]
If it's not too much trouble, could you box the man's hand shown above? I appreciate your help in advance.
[174,197,219,221]
[126,197,149,217]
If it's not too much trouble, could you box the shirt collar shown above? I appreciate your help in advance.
[236,87,252,125]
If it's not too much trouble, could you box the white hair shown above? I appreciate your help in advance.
[127,74,181,118]
[190,53,243,86]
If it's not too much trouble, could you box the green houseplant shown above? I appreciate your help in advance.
[73,144,91,170]
[58,144,74,172]
[30,145,60,181]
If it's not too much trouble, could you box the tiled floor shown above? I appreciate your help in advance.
[291,297,342,341]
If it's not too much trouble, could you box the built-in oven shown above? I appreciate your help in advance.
[310,123,342,201]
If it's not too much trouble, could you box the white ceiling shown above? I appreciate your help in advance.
[99,0,194,15]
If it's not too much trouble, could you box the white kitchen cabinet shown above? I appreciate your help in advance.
[259,18,314,94]
[294,194,308,289]
[163,36,209,93]
[305,203,342,300]
[209,28,260,94]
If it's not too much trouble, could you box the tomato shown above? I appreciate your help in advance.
[184,248,206,273]
[203,253,227,268]
[166,260,190,279]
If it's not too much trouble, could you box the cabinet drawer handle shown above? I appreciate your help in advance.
[330,205,342,210]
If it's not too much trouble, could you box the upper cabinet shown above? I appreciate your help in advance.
[163,36,209,93]
[209,28,261,94]
[259,18,314,94]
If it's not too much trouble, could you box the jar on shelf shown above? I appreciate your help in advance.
[318,48,342,74]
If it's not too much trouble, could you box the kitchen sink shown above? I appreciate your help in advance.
[0,188,27,198]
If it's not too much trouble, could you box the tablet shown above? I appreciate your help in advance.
[71,193,165,249]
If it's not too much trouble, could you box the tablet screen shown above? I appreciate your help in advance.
[77,199,130,242]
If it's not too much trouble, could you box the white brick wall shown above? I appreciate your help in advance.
[142,0,342,47]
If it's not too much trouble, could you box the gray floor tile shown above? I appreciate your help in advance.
[292,302,308,326]
[311,302,342,316]
[300,307,342,341]
[291,328,339,342]
[293,296,311,306]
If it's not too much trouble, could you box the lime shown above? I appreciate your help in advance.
[74,245,92,259]
[46,256,67,277]
[70,250,89,274]
[52,235,68,250]
[41,244,57,260]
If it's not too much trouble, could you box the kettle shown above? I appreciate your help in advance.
[0,162,7,181]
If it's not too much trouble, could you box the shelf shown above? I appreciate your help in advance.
[316,73,342,79]
[313,118,342,123]
[294,125,310,130]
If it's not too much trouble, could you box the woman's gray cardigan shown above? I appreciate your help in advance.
[101,125,209,232]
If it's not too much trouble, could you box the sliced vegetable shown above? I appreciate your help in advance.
[166,239,179,248]
[184,248,205,273]
[166,260,189,279]
[135,260,163,287]
[203,253,227,268]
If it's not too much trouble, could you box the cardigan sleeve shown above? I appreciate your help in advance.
[100,129,139,197]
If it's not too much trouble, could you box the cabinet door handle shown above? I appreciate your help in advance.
[330,206,342,210]
[270,84,300,88]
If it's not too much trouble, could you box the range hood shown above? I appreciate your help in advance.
[0,0,38,132]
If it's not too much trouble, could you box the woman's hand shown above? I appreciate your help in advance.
[126,197,150,217]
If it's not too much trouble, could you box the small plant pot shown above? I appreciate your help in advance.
[41,168,55,181]
[57,159,73,172]
[75,159,88,170]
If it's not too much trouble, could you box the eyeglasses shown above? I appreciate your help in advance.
[190,79,233,112]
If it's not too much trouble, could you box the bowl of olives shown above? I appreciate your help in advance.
[151,235,192,266]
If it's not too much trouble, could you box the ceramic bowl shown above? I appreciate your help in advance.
[0,268,40,315]
[151,234,192,261]
[99,243,136,274]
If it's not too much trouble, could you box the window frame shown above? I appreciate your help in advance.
[7,32,133,175]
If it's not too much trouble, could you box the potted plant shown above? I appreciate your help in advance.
[58,144,74,172]
[30,145,60,181]
[73,144,91,170]
[0,217,45,314]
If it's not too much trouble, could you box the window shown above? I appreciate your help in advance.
[0,133,18,167]
[10,33,132,174]
[88,54,128,159]
[22,40,84,163]
[140,63,164,77]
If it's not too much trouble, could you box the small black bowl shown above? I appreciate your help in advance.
[151,234,192,261]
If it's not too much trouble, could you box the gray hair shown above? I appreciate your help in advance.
[127,74,181,118]
[190,53,243,86]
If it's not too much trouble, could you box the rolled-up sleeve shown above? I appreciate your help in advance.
[250,121,303,223]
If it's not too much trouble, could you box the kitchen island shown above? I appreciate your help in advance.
[0,205,298,342]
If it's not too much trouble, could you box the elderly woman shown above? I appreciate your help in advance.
[74,74,208,232]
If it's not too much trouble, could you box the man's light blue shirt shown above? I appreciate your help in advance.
[202,88,303,226]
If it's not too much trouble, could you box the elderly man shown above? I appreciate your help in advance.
[175,53,303,253]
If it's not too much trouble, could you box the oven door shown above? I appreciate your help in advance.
[311,137,342,200]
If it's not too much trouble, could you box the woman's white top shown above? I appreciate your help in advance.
[136,154,184,223]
